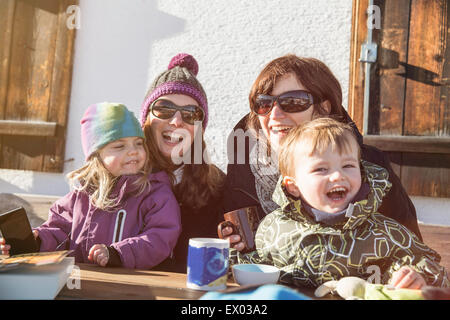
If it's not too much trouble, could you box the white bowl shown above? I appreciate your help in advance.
[232,264,280,286]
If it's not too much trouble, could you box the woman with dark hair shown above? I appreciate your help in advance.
[140,53,225,272]
[221,54,421,251]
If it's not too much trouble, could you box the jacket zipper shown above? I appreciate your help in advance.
[112,209,127,243]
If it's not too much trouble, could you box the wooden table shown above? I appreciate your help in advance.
[5,193,449,272]
[57,263,238,300]
[56,263,323,300]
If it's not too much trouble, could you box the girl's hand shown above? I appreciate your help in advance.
[220,226,245,252]
[390,266,426,289]
[88,244,109,267]
[0,237,11,256]
[0,230,38,256]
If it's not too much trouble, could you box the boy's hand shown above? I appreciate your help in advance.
[390,266,426,289]
[0,230,38,256]
[88,244,109,267]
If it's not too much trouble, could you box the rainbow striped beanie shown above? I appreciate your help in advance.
[81,102,144,160]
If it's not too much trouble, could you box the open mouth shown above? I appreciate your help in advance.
[326,187,348,201]
[270,126,291,134]
[162,131,184,144]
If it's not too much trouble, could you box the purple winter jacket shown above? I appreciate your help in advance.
[35,171,181,269]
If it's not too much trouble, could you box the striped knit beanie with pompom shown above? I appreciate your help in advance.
[140,53,208,128]
[81,102,144,161]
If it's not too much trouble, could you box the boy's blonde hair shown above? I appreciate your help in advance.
[66,140,151,211]
[279,118,361,177]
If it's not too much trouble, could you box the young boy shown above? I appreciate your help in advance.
[231,118,449,289]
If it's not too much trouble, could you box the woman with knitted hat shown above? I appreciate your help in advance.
[140,53,225,272]
[0,103,181,269]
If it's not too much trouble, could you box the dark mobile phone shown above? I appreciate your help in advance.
[0,207,39,256]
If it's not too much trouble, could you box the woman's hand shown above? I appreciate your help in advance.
[390,266,426,289]
[220,226,246,252]
[88,244,109,267]
[0,230,38,256]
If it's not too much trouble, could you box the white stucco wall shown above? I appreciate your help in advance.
[0,0,448,225]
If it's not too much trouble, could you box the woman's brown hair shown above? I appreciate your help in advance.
[144,120,225,210]
[247,54,346,132]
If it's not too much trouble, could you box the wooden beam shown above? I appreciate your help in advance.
[0,120,57,136]
[43,0,78,172]
[348,0,369,133]
[363,134,450,154]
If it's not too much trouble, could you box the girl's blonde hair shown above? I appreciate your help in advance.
[279,118,361,178]
[66,139,152,211]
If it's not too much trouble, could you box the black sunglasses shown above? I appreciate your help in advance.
[150,99,205,125]
[252,90,320,116]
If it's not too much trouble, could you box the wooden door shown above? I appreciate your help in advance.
[349,0,450,197]
[0,0,77,172]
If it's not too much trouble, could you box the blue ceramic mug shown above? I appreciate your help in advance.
[187,238,229,291]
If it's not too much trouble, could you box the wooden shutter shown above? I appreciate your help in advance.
[0,0,77,172]
[349,0,450,197]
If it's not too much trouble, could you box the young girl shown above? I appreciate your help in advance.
[1,103,181,269]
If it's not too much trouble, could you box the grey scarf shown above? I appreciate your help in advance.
[249,135,280,215]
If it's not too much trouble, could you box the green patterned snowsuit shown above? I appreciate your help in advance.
[231,161,449,288]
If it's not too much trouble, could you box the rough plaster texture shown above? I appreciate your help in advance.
[153,0,353,171]
[0,0,353,193]
[0,0,448,225]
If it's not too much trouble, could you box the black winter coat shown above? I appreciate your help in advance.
[154,167,225,273]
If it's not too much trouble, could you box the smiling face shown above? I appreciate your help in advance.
[285,136,362,213]
[98,136,146,177]
[147,94,201,161]
[257,73,317,152]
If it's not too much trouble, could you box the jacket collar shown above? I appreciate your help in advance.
[272,160,392,230]
[109,170,170,201]
[109,174,144,201]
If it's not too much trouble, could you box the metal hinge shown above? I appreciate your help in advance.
[359,42,378,63]
[359,41,378,135]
